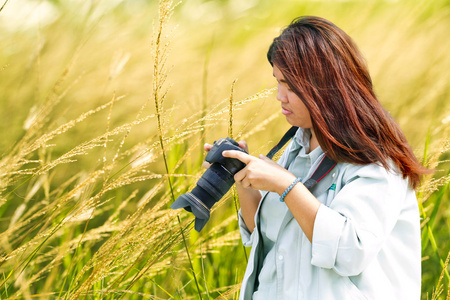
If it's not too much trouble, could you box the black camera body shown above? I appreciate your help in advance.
[171,137,247,232]
[204,137,247,174]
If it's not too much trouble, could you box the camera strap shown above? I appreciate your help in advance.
[266,126,337,190]
[266,126,299,159]
[303,154,337,189]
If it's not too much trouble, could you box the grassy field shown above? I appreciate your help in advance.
[0,0,449,299]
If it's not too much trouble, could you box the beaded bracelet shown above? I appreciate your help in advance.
[280,177,302,202]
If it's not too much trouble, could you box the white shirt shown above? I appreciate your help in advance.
[238,128,421,300]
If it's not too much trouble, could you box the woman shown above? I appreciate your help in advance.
[206,16,428,299]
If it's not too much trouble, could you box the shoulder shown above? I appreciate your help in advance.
[337,162,409,190]
[331,162,416,213]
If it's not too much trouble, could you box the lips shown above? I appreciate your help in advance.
[282,107,292,115]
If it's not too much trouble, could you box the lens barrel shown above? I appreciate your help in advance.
[171,137,247,232]
[171,163,235,231]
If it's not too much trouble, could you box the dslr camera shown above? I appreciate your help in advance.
[171,137,247,232]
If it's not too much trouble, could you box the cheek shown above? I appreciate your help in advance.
[291,98,312,125]
[290,95,307,112]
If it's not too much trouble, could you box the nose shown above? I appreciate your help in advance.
[276,85,288,103]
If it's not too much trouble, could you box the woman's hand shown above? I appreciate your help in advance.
[224,149,321,240]
[222,150,296,195]
[202,143,213,169]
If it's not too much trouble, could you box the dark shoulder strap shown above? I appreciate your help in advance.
[303,155,337,189]
[266,126,299,160]
[267,126,337,190]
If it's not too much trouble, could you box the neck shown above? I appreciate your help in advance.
[309,129,319,153]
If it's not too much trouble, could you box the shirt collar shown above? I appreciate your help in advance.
[294,127,324,162]
[294,128,311,149]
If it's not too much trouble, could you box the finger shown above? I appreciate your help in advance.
[204,143,213,152]
[258,154,273,162]
[240,178,251,189]
[233,168,246,182]
[202,161,211,169]
[222,150,254,164]
[238,140,249,153]
[237,173,251,188]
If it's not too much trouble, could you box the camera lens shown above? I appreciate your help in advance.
[195,163,235,205]
[171,163,236,231]
[171,137,247,232]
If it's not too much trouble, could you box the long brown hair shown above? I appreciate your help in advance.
[268,16,429,189]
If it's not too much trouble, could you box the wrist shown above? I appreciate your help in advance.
[276,173,298,195]
[279,177,302,202]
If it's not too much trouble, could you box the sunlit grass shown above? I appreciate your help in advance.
[0,0,449,299]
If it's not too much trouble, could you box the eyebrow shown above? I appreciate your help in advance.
[273,74,288,84]
[279,79,288,83]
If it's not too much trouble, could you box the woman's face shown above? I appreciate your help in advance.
[273,65,313,129]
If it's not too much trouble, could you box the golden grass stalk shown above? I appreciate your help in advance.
[432,250,450,300]
[228,79,238,139]
[418,115,450,289]
[149,0,203,298]
[419,119,450,200]
[0,0,9,12]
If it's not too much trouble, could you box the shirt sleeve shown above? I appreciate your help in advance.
[238,208,256,247]
[311,164,408,276]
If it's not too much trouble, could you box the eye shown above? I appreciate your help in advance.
[285,83,294,92]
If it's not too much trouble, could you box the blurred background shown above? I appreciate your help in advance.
[0,0,449,299]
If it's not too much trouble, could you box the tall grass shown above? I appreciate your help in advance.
[0,0,449,299]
